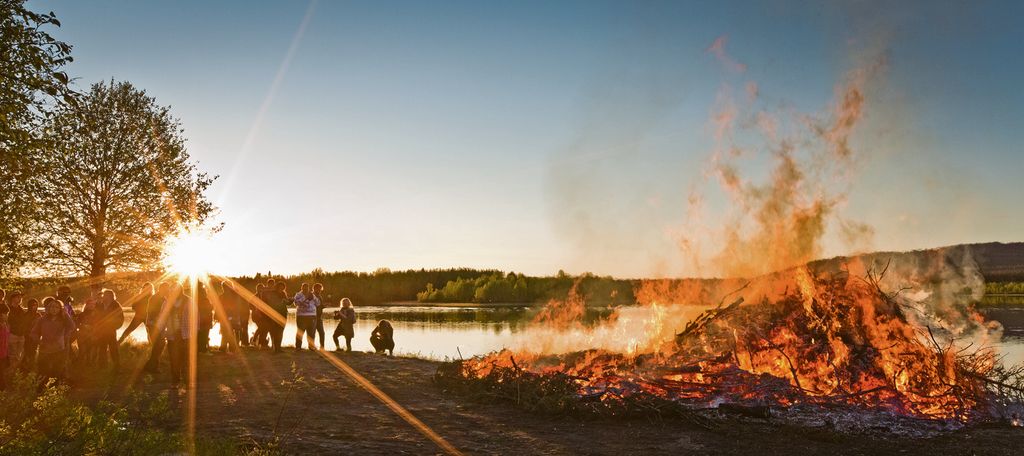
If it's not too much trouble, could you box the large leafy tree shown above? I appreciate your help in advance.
[36,80,217,277]
[0,0,76,275]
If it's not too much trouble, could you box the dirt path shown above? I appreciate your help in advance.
[73,348,1023,455]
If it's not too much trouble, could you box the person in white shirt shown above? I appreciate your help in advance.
[293,283,318,350]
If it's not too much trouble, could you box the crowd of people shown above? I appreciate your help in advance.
[0,279,397,388]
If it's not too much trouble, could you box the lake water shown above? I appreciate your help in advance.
[121,304,1024,365]
[122,306,613,359]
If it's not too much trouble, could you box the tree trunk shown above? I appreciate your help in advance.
[90,253,106,277]
[90,233,107,277]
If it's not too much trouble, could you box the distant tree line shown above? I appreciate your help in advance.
[416,270,635,305]
[234,268,505,306]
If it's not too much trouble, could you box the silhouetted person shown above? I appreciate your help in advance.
[369,320,394,356]
[94,289,124,369]
[218,281,240,354]
[4,291,28,369]
[30,298,75,383]
[76,284,104,365]
[0,312,10,390]
[235,283,251,347]
[54,286,76,377]
[264,281,289,353]
[333,298,356,352]
[55,286,75,319]
[119,283,154,344]
[163,283,190,386]
[144,282,172,373]
[19,298,41,372]
[313,283,326,349]
[196,283,213,353]
[251,283,268,348]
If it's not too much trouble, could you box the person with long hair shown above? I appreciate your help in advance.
[29,298,75,383]
[332,298,356,352]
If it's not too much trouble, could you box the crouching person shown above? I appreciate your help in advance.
[30,298,76,384]
[369,320,394,356]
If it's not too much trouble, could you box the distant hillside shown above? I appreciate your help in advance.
[806,242,1024,283]
[965,242,1024,282]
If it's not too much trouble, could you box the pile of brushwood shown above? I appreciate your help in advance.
[433,354,716,428]
[435,271,1024,428]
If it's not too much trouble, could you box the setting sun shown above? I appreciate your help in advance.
[163,229,220,279]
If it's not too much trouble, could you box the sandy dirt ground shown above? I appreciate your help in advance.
[71,347,1024,455]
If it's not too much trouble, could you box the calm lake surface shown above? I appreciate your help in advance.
[122,306,613,360]
[121,303,1024,365]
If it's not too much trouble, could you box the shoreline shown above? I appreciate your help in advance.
[379,300,536,308]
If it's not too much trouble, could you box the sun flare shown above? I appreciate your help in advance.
[163,229,219,279]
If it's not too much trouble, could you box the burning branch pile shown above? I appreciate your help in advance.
[436,268,1024,429]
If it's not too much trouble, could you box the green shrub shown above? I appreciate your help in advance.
[0,373,180,455]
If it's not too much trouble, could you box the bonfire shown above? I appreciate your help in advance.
[437,263,1024,432]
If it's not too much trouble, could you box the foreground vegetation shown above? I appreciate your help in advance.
[1,374,186,455]
[0,374,273,456]
[0,343,284,456]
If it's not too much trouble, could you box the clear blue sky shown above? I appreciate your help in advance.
[32,0,1024,277]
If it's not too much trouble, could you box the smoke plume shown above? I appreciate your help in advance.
[682,48,888,279]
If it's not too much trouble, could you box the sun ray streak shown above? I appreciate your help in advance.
[214,276,462,454]
[316,349,464,456]
[218,0,317,204]
[186,275,199,454]
[122,272,179,391]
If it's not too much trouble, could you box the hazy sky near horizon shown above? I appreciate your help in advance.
[31,0,1024,278]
